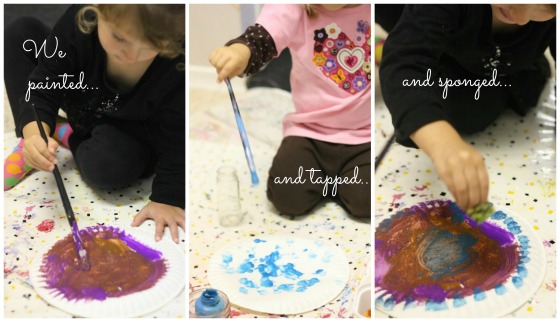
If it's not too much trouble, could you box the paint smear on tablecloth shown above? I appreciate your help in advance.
[375,200,521,309]
[38,225,167,301]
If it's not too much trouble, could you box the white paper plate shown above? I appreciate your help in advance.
[208,235,350,314]
[375,204,546,318]
[29,225,185,317]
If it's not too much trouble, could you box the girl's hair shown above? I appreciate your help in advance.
[76,4,185,59]
[304,5,319,18]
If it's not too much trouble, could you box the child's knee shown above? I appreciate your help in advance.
[338,185,371,218]
[266,179,322,216]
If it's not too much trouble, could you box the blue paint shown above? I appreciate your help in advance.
[517,266,528,278]
[506,222,522,234]
[295,278,320,292]
[257,289,267,295]
[473,288,486,301]
[403,297,417,310]
[449,202,464,223]
[308,253,317,259]
[494,284,507,295]
[520,256,531,264]
[419,228,477,278]
[383,296,396,310]
[322,252,334,263]
[491,211,507,220]
[253,238,267,243]
[314,269,325,275]
[239,287,248,294]
[426,300,448,311]
[239,277,257,289]
[375,296,385,307]
[504,217,514,225]
[518,235,529,249]
[257,251,280,287]
[512,276,523,288]
[194,289,227,316]
[453,295,466,307]
[281,263,303,280]
[275,284,294,292]
[238,260,255,273]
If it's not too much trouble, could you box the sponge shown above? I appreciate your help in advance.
[466,202,495,224]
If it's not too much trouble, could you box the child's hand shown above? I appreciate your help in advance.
[131,201,185,244]
[411,120,489,210]
[209,43,251,83]
[22,134,58,172]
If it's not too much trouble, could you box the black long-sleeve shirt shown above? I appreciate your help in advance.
[18,5,185,208]
[379,4,555,147]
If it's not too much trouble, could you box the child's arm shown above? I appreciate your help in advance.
[131,201,185,244]
[410,120,489,210]
[21,121,58,172]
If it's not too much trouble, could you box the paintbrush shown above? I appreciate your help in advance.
[31,105,91,271]
[224,77,259,185]
[375,133,395,170]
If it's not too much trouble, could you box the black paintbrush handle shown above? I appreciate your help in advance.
[374,133,396,171]
[30,105,76,226]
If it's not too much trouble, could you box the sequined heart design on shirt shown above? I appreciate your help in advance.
[338,48,365,74]
[312,21,371,95]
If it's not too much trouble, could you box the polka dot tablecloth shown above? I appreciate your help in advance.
[374,78,556,317]
[3,134,186,318]
[189,88,371,318]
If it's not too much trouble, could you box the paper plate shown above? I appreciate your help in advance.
[375,202,546,318]
[29,225,185,317]
[207,235,350,314]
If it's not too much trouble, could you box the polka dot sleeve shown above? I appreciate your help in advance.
[226,23,278,76]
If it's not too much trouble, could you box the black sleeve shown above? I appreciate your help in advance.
[379,5,462,147]
[550,35,556,62]
[375,4,405,33]
[150,81,185,209]
[18,5,84,137]
[225,23,278,76]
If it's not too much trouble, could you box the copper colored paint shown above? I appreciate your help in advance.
[39,226,167,301]
[375,200,520,304]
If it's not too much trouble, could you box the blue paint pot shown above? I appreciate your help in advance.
[189,288,231,318]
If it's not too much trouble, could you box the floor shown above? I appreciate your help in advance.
[188,69,371,318]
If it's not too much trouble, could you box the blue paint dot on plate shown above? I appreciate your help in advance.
[253,238,267,243]
[314,269,325,275]
[426,300,447,311]
[384,297,396,310]
[453,294,466,307]
[517,266,528,278]
[520,256,531,264]
[375,296,385,307]
[494,284,507,295]
[473,288,486,301]
[491,211,507,220]
[239,287,248,294]
[504,217,514,224]
[512,276,523,288]
[518,235,529,246]
[308,253,317,259]
[403,297,417,310]
[506,222,522,234]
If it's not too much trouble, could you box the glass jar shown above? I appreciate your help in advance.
[216,166,243,226]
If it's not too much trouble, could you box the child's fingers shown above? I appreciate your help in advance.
[167,221,179,244]
[130,209,148,227]
[47,138,59,155]
[27,145,55,171]
[464,166,481,209]
[478,167,489,204]
[451,170,468,209]
[155,220,165,242]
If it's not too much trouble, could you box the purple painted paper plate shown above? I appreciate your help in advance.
[29,224,185,317]
[207,235,350,314]
[374,201,546,318]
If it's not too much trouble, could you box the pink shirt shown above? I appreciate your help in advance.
[256,4,371,144]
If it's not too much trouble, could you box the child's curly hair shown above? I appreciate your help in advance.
[76,4,185,59]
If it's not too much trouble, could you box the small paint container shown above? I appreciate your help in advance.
[353,283,371,318]
[189,288,231,318]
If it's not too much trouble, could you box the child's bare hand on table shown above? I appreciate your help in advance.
[411,120,489,210]
[131,201,185,244]
[209,43,251,83]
